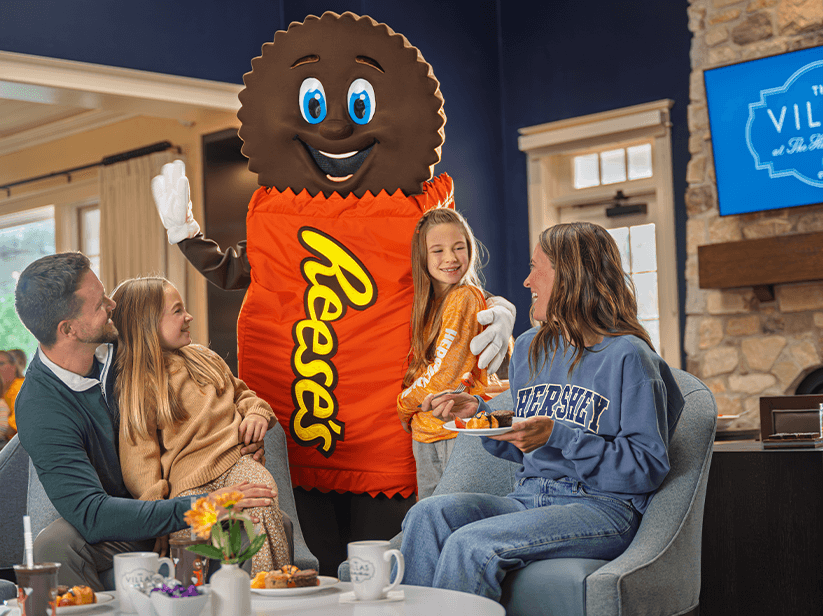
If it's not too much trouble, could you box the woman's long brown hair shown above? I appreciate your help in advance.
[403,208,485,388]
[112,277,229,443]
[529,222,654,377]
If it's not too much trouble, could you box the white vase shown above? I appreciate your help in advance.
[209,563,251,616]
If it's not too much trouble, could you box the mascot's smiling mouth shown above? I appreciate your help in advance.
[297,138,376,183]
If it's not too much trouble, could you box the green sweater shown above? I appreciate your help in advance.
[16,344,191,543]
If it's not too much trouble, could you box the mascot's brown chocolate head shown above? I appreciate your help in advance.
[237,11,446,199]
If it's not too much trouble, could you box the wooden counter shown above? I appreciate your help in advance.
[700,440,823,615]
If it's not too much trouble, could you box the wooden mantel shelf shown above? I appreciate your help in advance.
[697,231,823,302]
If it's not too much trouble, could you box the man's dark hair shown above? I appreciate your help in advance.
[15,252,91,347]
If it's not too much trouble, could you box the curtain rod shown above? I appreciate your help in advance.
[1,141,181,197]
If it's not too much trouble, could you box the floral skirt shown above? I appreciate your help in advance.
[172,454,290,574]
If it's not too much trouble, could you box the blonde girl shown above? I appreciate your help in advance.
[397,208,494,499]
[111,277,290,574]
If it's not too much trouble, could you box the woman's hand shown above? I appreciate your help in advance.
[423,392,479,421]
[239,414,269,446]
[489,416,554,453]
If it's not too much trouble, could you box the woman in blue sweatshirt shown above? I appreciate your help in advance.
[401,222,684,600]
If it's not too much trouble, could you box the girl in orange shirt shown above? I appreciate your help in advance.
[397,209,491,499]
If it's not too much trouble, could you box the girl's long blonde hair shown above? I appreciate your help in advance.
[529,222,654,377]
[403,208,485,388]
[111,277,229,443]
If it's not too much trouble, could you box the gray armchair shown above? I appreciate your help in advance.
[0,421,317,588]
[338,368,716,616]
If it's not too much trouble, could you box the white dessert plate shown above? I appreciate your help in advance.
[8,592,115,614]
[444,416,525,436]
[251,576,339,596]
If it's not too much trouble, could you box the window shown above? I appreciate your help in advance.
[609,224,660,351]
[0,206,55,360]
[572,143,653,189]
[79,206,101,278]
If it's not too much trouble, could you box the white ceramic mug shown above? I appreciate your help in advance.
[347,540,404,601]
[113,551,176,613]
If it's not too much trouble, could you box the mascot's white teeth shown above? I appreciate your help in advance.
[299,138,376,180]
[321,150,359,159]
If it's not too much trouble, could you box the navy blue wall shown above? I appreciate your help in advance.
[497,2,692,340]
[2,0,690,346]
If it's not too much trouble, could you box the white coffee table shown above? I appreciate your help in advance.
[71,584,505,615]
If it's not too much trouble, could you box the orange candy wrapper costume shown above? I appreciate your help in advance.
[238,174,454,498]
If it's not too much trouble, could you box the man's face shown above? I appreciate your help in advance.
[70,271,118,345]
[238,13,446,198]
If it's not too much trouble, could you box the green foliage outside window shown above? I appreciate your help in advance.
[0,218,55,366]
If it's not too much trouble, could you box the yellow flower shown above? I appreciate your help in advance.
[185,497,218,539]
[213,491,244,510]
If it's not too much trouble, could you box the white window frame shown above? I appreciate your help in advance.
[0,173,98,254]
[518,100,680,368]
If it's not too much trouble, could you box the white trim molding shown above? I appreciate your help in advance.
[0,51,243,155]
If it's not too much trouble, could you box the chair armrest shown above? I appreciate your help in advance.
[264,424,318,570]
[585,378,717,616]
[0,436,30,569]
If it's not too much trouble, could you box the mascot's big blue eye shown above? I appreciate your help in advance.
[299,78,327,124]
[347,79,376,125]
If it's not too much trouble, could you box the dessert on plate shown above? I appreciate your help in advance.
[250,564,319,589]
[56,585,96,606]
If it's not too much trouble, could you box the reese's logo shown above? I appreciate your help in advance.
[290,227,377,457]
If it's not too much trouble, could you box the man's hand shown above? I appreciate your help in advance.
[423,392,479,422]
[240,437,266,466]
[470,296,516,374]
[488,416,554,453]
[151,160,201,244]
[210,481,277,523]
[153,535,169,557]
[239,414,268,446]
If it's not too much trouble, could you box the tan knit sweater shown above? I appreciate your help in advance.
[119,345,275,501]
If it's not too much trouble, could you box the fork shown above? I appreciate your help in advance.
[417,378,472,408]
[417,383,466,408]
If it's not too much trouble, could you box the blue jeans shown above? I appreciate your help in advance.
[400,476,641,600]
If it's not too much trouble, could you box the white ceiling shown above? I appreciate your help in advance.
[0,51,242,158]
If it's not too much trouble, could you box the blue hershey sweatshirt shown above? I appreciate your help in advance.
[481,328,684,514]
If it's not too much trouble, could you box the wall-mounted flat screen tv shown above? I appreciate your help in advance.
[704,45,823,216]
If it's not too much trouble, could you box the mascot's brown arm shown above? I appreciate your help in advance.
[178,234,251,291]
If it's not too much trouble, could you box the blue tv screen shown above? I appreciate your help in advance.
[704,45,823,216]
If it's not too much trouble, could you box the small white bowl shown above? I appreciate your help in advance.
[150,588,209,616]
[717,414,741,431]
[125,585,156,616]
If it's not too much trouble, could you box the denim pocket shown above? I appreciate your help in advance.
[577,482,636,517]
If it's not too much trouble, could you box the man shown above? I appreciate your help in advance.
[14,252,273,589]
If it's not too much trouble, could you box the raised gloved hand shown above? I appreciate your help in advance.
[470,295,516,374]
[151,160,201,244]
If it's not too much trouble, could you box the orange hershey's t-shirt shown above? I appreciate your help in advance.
[237,174,454,498]
[397,285,489,443]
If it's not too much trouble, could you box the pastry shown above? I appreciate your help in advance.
[491,410,514,427]
[56,585,96,606]
[290,569,319,587]
[465,415,499,429]
[264,571,290,589]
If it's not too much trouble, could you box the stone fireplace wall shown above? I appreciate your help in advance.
[686,0,823,429]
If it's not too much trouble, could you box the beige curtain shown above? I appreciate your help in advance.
[98,151,190,305]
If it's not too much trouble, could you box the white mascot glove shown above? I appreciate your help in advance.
[470,295,516,374]
[151,160,201,244]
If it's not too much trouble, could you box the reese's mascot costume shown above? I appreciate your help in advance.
[151,12,512,574]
